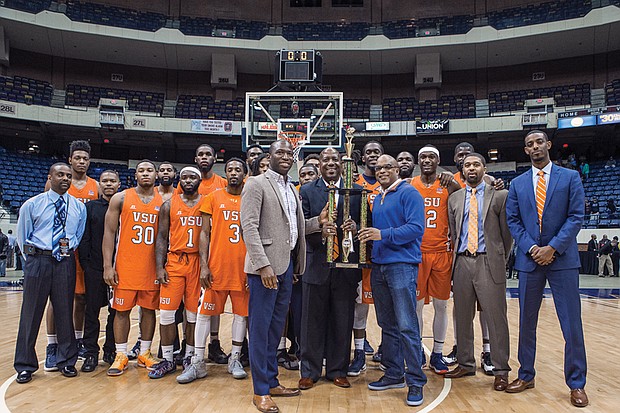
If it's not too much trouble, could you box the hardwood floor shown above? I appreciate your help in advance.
[1,286,618,413]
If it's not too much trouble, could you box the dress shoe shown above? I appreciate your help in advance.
[60,366,78,378]
[269,385,300,397]
[16,371,32,384]
[493,375,509,391]
[570,388,589,407]
[253,395,279,413]
[444,366,476,379]
[333,376,351,388]
[298,377,315,390]
[505,378,535,393]
[81,355,98,372]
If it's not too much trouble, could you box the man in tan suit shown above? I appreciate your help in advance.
[445,153,513,392]
[241,140,324,413]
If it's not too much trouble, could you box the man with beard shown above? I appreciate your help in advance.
[157,162,177,201]
[411,146,461,375]
[149,167,203,379]
[175,144,230,365]
[298,148,363,390]
[349,141,383,374]
[103,160,163,376]
[397,151,416,180]
[246,144,264,172]
[79,170,121,372]
[15,163,87,383]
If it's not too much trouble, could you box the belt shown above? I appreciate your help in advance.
[458,250,486,258]
[27,248,74,256]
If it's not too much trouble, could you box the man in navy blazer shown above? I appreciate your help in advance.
[505,130,588,408]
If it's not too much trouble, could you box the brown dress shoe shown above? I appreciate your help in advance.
[298,377,314,390]
[333,376,351,388]
[493,375,509,391]
[269,385,301,397]
[505,378,535,393]
[444,366,476,379]
[570,388,589,407]
[253,395,279,413]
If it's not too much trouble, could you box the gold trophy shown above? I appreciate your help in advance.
[326,126,370,269]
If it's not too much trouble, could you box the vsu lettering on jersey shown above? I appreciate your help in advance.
[168,195,203,254]
[412,177,451,252]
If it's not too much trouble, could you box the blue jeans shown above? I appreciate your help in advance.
[0,259,6,276]
[371,263,427,388]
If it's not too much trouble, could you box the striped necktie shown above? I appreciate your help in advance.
[467,188,478,254]
[536,170,546,231]
[52,197,66,261]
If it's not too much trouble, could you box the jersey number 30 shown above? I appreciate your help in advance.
[132,225,155,245]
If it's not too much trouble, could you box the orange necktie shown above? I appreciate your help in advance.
[467,188,478,254]
[536,170,546,231]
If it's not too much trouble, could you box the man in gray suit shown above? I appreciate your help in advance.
[445,153,513,392]
[241,140,324,413]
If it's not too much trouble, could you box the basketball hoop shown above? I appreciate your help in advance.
[278,131,308,162]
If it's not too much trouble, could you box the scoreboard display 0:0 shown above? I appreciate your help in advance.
[285,50,314,61]
[279,50,316,82]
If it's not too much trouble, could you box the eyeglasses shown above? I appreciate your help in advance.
[374,164,398,172]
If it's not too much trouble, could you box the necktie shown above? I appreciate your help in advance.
[536,170,546,231]
[52,197,66,261]
[467,188,478,254]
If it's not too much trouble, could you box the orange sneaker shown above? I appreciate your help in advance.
[137,350,159,370]
[107,353,129,376]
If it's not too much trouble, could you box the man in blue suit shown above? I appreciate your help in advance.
[505,130,588,408]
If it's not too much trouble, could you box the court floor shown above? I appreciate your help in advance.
[1,272,618,413]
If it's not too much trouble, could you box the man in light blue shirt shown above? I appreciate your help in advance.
[14,163,87,384]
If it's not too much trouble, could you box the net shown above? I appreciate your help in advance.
[278,131,308,162]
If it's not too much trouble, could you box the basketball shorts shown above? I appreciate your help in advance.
[159,252,200,313]
[356,268,374,305]
[112,288,159,311]
[199,289,249,317]
[417,251,453,304]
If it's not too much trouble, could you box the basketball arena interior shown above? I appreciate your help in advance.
[0,0,619,412]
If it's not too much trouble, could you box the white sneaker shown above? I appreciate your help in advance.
[228,352,247,379]
[176,356,208,384]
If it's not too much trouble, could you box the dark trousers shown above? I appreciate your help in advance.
[248,262,293,396]
[83,269,116,357]
[300,272,357,380]
[14,253,77,373]
[517,267,587,389]
[287,280,303,355]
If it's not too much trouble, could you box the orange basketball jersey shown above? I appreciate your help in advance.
[411,177,451,253]
[168,194,203,254]
[356,174,381,210]
[200,189,246,291]
[115,188,163,291]
[68,176,99,203]
[454,172,466,188]
[175,174,227,196]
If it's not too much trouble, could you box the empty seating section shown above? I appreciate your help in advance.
[179,17,268,40]
[344,99,371,119]
[383,15,474,39]
[65,1,166,32]
[489,84,590,114]
[382,95,475,121]
[65,84,164,113]
[0,148,135,212]
[3,0,50,13]
[175,96,245,120]
[606,79,620,106]
[282,22,370,41]
[0,75,53,106]
[488,0,592,30]
[583,161,620,228]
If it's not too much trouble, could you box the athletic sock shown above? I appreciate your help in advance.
[47,334,58,345]
[116,343,128,355]
[162,345,174,362]
[354,338,364,351]
[278,337,287,351]
[75,330,83,340]
[185,345,195,358]
[140,340,152,355]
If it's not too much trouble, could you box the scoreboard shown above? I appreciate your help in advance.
[278,50,322,83]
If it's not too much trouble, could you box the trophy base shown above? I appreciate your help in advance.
[329,262,372,269]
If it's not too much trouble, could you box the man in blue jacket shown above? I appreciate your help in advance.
[358,154,426,407]
[505,130,588,408]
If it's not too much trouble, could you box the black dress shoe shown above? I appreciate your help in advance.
[60,366,78,378]
[16,371,32,384]
[81,355,98,372]
[103,351,116,365]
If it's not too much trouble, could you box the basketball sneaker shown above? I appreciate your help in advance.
[406,386,424,406]
[208,339,229,364]
[429,352,449,374]
[277,349,299,370]
[364,339,374,355]
[44,344,59,372]
[368,375,406,391]
[240,337,250,367]
[228,352,248,379]
[372,345,382,363]
[148,360,177,379]
[347,349,367,376]
[177,356,208,384]
[107,353,129,376]
[481,352,494,376]
[443,345,458,366]
[127,340,140,361]
[137,350,160,370]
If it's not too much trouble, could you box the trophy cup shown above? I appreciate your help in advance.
[326,127,370,269]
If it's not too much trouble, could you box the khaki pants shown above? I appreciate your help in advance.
[598,254,613,276]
